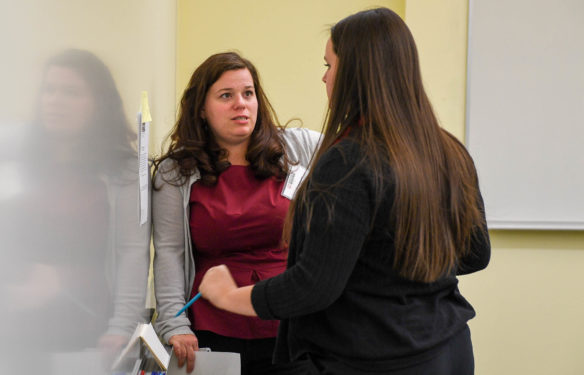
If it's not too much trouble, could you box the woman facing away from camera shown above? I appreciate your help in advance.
[199,8,491,375]
[151,52,320,374]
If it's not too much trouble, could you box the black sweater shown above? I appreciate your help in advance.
[251,138,490,371]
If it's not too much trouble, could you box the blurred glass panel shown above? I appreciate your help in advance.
[0,1,175,373]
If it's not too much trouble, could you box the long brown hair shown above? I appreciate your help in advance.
[285,8,485,283]
[153,52,289,186]
[35,49,135,176]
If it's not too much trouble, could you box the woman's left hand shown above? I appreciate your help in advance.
[199,265,237,310]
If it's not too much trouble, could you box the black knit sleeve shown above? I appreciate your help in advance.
[457,189,491,275]
[252,142,374,320]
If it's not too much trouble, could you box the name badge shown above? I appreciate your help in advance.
[281,165,308,200]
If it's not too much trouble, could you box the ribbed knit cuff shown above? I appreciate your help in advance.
[251,278,277,320]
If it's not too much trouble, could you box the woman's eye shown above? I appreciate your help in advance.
[324,63,331,69]
[63,87,81,96]
[244,90,255,97]
[220,93,231,99]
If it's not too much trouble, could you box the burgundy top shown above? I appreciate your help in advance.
[189,165,289,339]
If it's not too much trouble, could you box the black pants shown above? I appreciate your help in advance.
[306,326,475,375]
[195,330,311,375]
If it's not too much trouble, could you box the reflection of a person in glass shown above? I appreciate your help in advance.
[3,49,150,360]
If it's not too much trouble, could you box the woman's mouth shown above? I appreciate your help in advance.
[232,115,249,123]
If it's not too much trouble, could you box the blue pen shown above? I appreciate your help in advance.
[175,292,202,317]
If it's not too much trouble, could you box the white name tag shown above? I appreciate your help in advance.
[281,164,308,200]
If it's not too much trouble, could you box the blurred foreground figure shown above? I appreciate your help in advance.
[0,49,150,373]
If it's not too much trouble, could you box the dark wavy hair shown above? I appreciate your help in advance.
[153,52,289,186]
[34,49,135,176]
[285,8,486,283]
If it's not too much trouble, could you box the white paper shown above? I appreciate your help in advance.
[111,323,169,371]
[111,322,142,370]
[139,322,170,370]
[137,113,150,226]
[167,351,241,375]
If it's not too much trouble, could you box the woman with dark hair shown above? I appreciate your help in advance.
[152,52,320,374]
[199,8,490,374]
[36,49,136,175]
[1,49,150,366]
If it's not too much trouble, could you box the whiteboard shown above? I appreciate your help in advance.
[465,0,584,230]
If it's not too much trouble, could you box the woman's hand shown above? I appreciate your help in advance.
[199,265,257,317]
[199,265,237,310]
[98,334,129,367]
[169,334,199,373]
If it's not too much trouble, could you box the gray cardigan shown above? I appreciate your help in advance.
[152,128,321,343]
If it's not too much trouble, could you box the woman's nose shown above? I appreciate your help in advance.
[233,94,245,108]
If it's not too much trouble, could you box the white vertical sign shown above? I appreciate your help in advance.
[138,91,151,226]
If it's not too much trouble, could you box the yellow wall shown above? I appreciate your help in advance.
[175,0,405,136]
[175,1,584,374]
[405,1,584,374]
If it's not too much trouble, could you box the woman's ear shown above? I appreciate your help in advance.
[200,108,206,120]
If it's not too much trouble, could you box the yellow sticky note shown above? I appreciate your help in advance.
[141,91,152,123]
